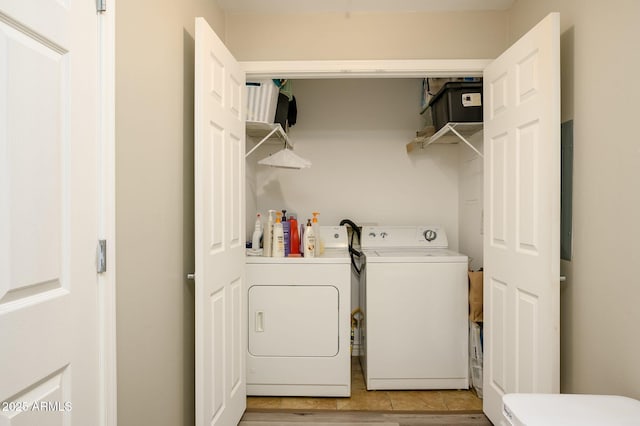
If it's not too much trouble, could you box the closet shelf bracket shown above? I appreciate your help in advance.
[407,122,483,158]
[245,122,292,158]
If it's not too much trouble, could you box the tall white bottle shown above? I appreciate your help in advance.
[312,211,321,256]
[304,218,316,257]
[264,209,275,257]
[251,213,263,253]
[272,212,285,257]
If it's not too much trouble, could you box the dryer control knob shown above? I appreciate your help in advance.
[423,229,437,242]
[368,232,376,238]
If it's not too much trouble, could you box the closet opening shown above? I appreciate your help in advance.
[244,64,485,412]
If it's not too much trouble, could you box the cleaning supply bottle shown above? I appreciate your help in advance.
[304,218,316,257]
[312,212,321,256]
[251,213,263,251]
[272,211,285,257]
[289,214,300,255]
[299,221,305,255]
[264,210,275,257]
[281,210,290,257]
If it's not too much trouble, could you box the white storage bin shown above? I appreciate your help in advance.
[469,321,483,398]
[470,321,483,362]
[246,79,279,123]
[471,360,483,398]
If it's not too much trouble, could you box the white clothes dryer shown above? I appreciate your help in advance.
[245,226,351,397]
[359,225,469,390]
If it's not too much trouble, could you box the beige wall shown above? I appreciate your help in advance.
[508,1,640,397]
[115,2,224,425]
[225,11,509,60]
[251,78,460,237]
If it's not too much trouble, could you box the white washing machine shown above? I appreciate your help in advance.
[245,226,351,397]
[359,225,469,390]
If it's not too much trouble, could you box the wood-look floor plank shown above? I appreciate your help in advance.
[239,411,492,425]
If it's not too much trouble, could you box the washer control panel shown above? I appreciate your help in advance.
[361,226,449,249]
[422,229,437,242]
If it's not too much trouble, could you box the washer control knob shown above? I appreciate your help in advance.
[423,229,437,242]
[368,232,376,238]
[380,232,388,239]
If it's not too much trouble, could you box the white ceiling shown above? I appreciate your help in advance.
[216,0,516,14]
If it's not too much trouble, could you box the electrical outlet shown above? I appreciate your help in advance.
[462,93,482,107]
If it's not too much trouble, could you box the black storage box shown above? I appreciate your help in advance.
[428,82,483,131]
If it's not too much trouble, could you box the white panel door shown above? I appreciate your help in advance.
[483,13,560,425]
[194,17,246,426]
[0,0,100,425]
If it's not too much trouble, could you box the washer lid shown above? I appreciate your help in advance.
[503,394,640,426]
[363,248,467,263]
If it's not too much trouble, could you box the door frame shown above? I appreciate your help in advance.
[102,24,494,426]
[241,56,489,400]
[98,2,117,426]
[99,17,492,426]
[0,0,116,424]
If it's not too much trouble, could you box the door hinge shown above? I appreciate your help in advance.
[97,240,107,273]
[97,0,106,13]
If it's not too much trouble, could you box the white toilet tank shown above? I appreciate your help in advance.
[503,393,640,426]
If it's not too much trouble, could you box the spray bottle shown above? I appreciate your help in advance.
[251,213,263,251]
[272,211,285,257]
[264,210,275,257]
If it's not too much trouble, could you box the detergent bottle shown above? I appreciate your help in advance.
[289,214,300,255]
[272,211,285,257]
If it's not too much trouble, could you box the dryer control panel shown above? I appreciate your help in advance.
[319,226,348,249]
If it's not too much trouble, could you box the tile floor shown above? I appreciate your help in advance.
[247,357,483,412]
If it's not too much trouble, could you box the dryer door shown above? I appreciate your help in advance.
[249,285,339,357]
